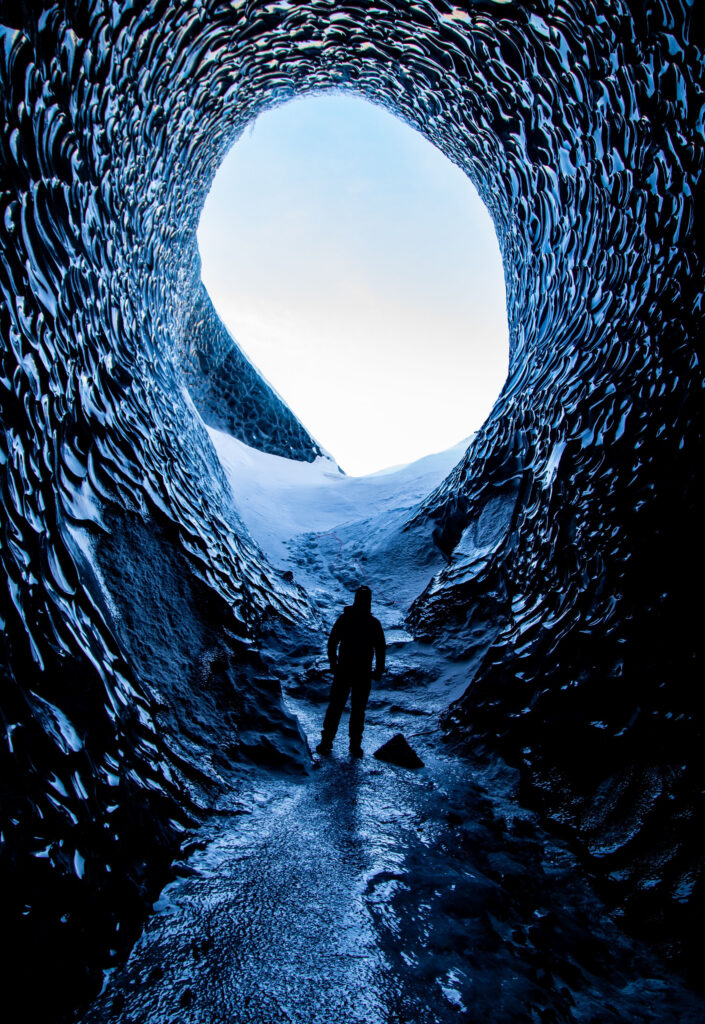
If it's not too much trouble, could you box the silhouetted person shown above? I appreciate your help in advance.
[317,585,386,759]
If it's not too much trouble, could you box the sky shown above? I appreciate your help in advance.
[197,94,509,476]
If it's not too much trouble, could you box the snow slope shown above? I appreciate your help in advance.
[208,428,470,611]
[208,427,469,562]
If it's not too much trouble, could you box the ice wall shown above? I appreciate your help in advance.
[0,0,702,1013]
[181,277,323,459]
[406,0,704,961]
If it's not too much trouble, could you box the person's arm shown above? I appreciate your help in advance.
[327,617,341,671]
[373,619,386,680]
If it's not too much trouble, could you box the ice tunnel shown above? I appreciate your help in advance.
[0,0,703,1016]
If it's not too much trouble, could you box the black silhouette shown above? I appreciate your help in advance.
[317,586,386,758]
[373,733,424,769]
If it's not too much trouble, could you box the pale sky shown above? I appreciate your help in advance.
[197,94,508,476]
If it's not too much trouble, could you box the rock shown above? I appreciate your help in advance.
[373,733,425,769]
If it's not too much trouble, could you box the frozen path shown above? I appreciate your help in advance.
[80,677,702,1024]
[80,436,704,1023]
[81,707,472,1024]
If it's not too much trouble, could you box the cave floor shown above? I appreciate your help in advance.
[80,437,704,1022]
[79,659,703,1024]
[80,611,703,1022]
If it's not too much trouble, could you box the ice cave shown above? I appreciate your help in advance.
[0,2,703,1022]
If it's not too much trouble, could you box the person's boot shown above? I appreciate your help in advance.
[349,745,363,759]
[316,738,332,755]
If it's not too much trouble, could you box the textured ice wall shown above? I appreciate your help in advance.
[181,277,323,459]
[406,0,704,958]
[0,0,702,1012]
[0,3,315,1012]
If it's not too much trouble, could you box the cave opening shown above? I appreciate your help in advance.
[196,93,509,476]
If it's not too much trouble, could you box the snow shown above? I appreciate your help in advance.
[208,426,470,570]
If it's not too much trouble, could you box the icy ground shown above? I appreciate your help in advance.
[80,433,704,1023]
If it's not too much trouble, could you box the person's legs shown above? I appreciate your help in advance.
[319,673,351,752]
[349,676,372,754]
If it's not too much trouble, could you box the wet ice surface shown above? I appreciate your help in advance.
[85,773,390,1023]
[81,669,703,1024]
[80,439,704,1024]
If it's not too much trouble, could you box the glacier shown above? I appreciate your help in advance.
[0,0,703,1020]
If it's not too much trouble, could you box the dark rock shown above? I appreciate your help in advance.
[95,506,310,780]
[284,666,331,704]
[374,734,425,769]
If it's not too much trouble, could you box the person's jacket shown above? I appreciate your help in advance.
[328,605,386,678]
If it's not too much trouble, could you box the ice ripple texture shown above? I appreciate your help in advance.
[0,0,702,1016]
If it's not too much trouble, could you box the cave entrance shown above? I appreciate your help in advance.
[197,94,509,477]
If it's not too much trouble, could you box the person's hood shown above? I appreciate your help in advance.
[344,604,369,618]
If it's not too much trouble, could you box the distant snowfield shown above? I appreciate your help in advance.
[198,94,508,477]
[208,426,469,571]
